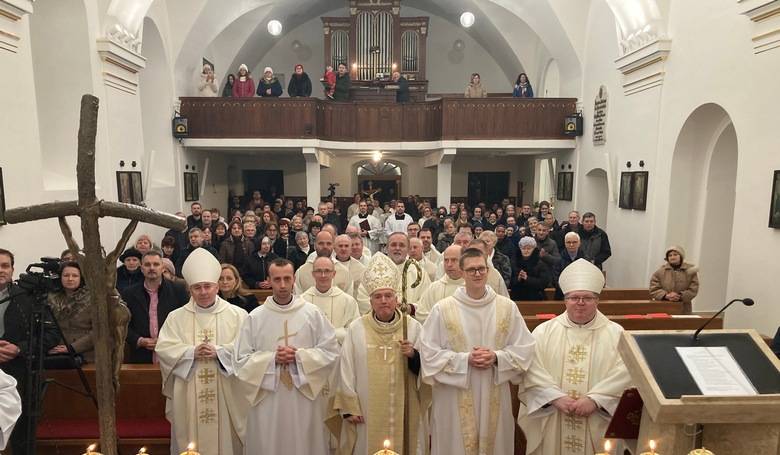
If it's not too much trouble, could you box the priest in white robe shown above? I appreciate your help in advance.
[356,233,431,315]
[420,228,442,265]
[155,248,249,455]
[416,245,464,324]
[421,247,535,455]
[0,370,21,450]
[335,234,366,299]
[384,201,413,238]
[295,231,352,295]
[348,200,384,254]
[300,257,360,344]
[465,239,510,298]
[348,232,371,267]
[517,259,632,455]
[409,237,437,282]
[234,258,340,454]
[328,253,429,455]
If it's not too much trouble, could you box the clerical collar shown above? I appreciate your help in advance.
[373,311,396,326]
[453,286,496,307]
[314,287,332,296]
[273,296,293,306]
[564,312,598,328]
[195,300,218,313]
[395,214,406,220]
[358,213,368,218]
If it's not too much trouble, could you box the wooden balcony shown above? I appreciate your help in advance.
[178,97,577,143]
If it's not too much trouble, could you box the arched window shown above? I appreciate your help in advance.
[401,30,419,73]
[357,161,401,176]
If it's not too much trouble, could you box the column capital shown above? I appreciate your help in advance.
[0,0,33,54]
[614,38,671,96]
[739,0,780,54]
[96,36,147,95]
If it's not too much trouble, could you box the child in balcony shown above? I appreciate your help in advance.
[322,65,336,99]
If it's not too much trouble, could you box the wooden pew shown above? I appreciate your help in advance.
[247,289,273,302]
[524,314,722,331]
[37,364,168,454]
[517,300,683,316]
[544,287,651,300]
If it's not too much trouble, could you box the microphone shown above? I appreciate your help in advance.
[692,298,755,341]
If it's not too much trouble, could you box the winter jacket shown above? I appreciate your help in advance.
[649,262,699,314]
[464,82,487,98]
[510,249,551,301]
[334,74,351,101]
[256,77,283,97]
[579,226,612,269]
[288,73,313,97]
[232,76,255,98]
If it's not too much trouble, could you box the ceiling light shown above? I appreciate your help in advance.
[460,12,475,28]
[372,151,383,162]
[268,20,283,36]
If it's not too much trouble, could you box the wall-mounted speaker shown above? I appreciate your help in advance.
[564,113,583,137]
[172,117,189,138]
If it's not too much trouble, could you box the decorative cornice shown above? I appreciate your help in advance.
[0,0,32,54]
[614,38,671,96]
[96,37,147,95]
[739,0,780,53]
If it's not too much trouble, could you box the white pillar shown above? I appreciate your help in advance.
[303,147,321,207]
[436,148,456,207]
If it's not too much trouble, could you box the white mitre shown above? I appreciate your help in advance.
[362,252,401,295]
[182,248,221,285]
[559,258,605,295]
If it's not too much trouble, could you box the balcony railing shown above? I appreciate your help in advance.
[178,97,577,142]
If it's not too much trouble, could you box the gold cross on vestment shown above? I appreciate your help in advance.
[199,329,215,344]
[567,389,581,399]
[563,435,584,452]
[198,389,216,404]
[377,343,394,361]
[564,415,583,431]
[276,320,298,345]
[198,368,216,385]
[198,408,217,424]
[567,345,588,364]
[277,320,298,390]
[565,367,586,385]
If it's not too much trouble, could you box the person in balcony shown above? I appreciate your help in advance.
[256,66,283,97]
[222,73,235,97]
[334,62,351,101]
[197,63,219,97]
[392,71,410,102]
[232,64,255,98]
[288,64,312,97]
[513,72,534,98]
[464,72,487,98]
[322,65,336,99]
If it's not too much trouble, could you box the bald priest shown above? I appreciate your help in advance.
[517,259,632,455]
[155,248,250,455]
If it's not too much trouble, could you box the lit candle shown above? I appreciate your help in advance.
[595,440,612,455]
[640,439,660,455]
[83,443,103,455]
[136,447,149,455]
[371,439,399,455]
[179,442,201,455]
[686,449,714,455]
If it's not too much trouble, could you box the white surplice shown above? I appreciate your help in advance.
[424,247,442,265]
[330,312,429,455]
[384,213,414,238]
[295,260,352,295]
[348,214,384,254]
[300,286,360,344]
[155,297,248,455]
[435,261,509,298]
[234,296,339,455]
[421,287,535,455]
[0,370,20,450]
[517,311,631,455]
[356,256,432,314]
[336,257,366,300]
[415,275,464,324]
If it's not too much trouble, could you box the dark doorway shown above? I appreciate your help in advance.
[468,172,509,207]
[243,170,284,203]
[358,177,400,206]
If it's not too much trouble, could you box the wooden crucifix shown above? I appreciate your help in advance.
[4,94,186,455]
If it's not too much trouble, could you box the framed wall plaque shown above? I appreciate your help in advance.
[557,171,574,201]
[619,172,633,209]
[619,171,649,211]
[116,171,143,205]
[770,170,780,229]
[184,172,199,202]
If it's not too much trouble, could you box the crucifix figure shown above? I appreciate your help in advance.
[4,95,186,455]
[276,320,297,390]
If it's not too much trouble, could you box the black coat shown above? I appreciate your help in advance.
[1,284,60,378]
[580,226,612,269]
[116,265,143,293]
[395,76,410,102]
[186,214,203,230]
[272,238,288,258]
[496,236,518,260]
[287,246,310,271]
[219,292,259,314]
[334,74,351,101]
[288,73,313,97]
[121,277,189,363]
[510,250,551,301]
[552,248,589,299]
[242,252,279,288]
[175,245,219,277]
[256,78,283,97]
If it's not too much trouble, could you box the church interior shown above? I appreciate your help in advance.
[1,0,780,453]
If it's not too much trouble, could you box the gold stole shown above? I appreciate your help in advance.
[362,313,421,454]
[440,299,511,455]
[559,326,595,455]
[193,312,219,455]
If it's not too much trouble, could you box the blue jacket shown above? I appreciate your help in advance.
[513,83,534,98]
[256,77,283,97]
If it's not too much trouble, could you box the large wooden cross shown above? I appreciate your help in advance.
[5,94,186,455]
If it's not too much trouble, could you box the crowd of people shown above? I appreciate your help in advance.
[0,191,702,454]
[199,61,535,102]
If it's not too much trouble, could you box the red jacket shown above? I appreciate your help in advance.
[323,70,336,94]
[232,76,255,98]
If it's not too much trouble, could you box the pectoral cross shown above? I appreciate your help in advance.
[199,329,214,344]
[377,343,394,361]
[276,320,298,390]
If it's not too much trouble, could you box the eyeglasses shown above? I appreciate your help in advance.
[564,295,598,304]
[463,266,488,276]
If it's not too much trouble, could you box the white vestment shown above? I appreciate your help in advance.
[356,256,432,314]
[295,260,352,295]
[384,213,413,237]
[336,257,366,300]
[330,312,429,455]
[424,247,442,265]
[0,370,20,450]
[355,250,371,267]
[415,274,464,324]
[155,298,248,455]
[421,287,535,455]
[436,261,509,298]
[234,296,339,455]
[517,311,631,455]
[300,286,360,344]
[349,214,384,253]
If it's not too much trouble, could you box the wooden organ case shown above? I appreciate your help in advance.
[322,0,429,101]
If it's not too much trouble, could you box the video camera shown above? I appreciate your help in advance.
[17,257,63,295]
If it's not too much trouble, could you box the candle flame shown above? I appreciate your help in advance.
[187,442,195,451]
[604,440,612,451]
[383,439,390,449]
[87,444,97,452]
[649,440,656,450]
[139,448,147,454]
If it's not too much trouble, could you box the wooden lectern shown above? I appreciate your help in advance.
[618,329,780,453]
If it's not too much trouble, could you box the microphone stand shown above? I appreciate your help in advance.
[692,298,751,342]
